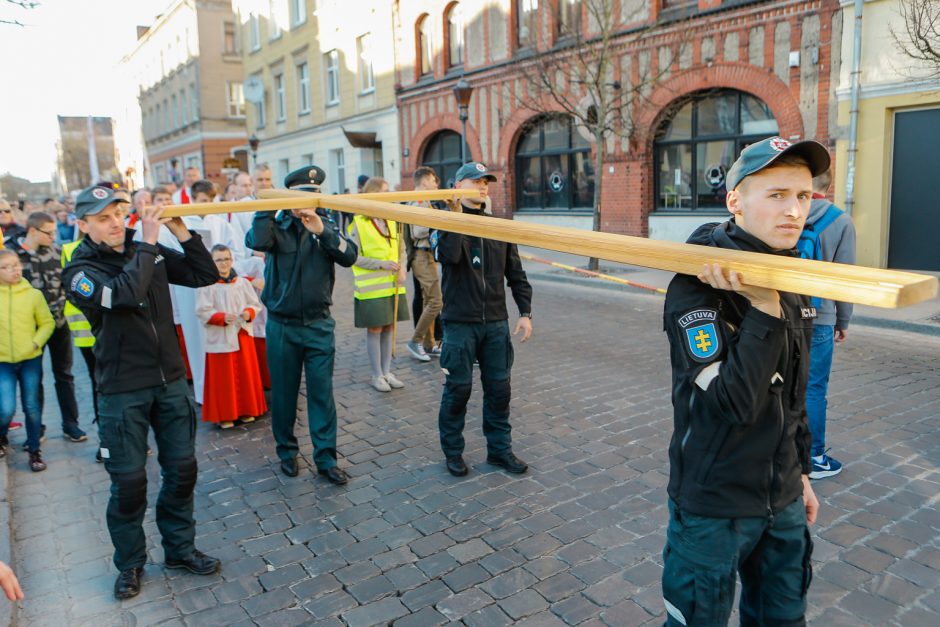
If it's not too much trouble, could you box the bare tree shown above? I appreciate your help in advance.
[1,0,40,27]
[514,0,688,270]
[892,0,940,78]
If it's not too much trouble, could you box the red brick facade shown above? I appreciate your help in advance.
[395,0,840,236]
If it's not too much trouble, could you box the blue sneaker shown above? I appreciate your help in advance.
[810,452,843,479]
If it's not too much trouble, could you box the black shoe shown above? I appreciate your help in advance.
[165,550,220,575]
[486,452,528,474]
[95,449,103,463]
[280,457,299,477]
[114,567,143,599]
[63,425,88,442]
[445,455,468,477]
[0,435,7,459]
[318,466,349,485]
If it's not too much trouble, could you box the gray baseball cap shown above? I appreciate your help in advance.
[726,137,830,191]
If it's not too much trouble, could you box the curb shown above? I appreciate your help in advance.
[0,458,15,627]
[526,270,940,337]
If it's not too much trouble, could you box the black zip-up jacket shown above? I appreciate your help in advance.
[435,207,532,323]
[663,220,814,519]
[246,210,357,326]
[62,229,218,394]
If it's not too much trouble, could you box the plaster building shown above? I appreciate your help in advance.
[234,0,400,191]
[123,0,249,187]
[832,0,940,270]
[393,0,843,242]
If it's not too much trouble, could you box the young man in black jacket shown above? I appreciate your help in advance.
[661,137,827,626]
[63,185,220,600]
[435,162,533,478]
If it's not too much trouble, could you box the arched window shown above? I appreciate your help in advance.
[421,130,470,188]
[445,3,464,68]
[417,14,433,77]
[654,89,779,212]
[515,115,593,213]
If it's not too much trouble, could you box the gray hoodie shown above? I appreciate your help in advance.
[808,198,856,329]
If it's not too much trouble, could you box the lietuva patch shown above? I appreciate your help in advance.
[678,308,721,362]
[70,271,95,299]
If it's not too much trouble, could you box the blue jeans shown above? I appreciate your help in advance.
[0,357,44,451]
[806,324,834,457]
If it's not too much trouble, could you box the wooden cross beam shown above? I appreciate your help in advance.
[165,188,937,309]
[162,189,483,218]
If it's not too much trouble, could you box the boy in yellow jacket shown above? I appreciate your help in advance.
[0,249,54,469]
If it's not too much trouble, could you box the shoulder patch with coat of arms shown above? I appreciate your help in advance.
[70,271,96,299]
[677,308,721,363]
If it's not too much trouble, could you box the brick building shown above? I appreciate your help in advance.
[123,0,249,188]
[393,0,842,241]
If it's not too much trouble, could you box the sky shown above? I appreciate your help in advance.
[0,0,170,182]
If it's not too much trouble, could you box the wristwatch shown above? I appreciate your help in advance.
[520,312,533,319]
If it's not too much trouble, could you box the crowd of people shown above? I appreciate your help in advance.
[0,138,857,627]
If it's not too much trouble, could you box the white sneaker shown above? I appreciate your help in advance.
[371,376,391,392]
[384,373,405,389]
[407,341,431,362]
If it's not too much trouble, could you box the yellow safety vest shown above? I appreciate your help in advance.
[61,240,95,348]
[349,215,406,301]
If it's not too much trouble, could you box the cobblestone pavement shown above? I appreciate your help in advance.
[7,272,940,626]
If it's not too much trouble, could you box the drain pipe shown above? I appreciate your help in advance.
[845,0,864,216]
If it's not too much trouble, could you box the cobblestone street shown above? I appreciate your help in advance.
[7,271,940,626]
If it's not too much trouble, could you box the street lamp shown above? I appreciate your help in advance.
[452,79,473,164]
[249,134,260,166]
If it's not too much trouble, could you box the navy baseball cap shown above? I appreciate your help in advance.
[725,137,830,191]
[74,184,129,219]
[455,162,497,183]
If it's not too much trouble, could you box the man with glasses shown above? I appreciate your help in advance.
[4,212,87,443]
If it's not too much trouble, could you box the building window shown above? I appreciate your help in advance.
[515,115,594,213]
[654,89,779,212]
[224,21,237,54]
[180,89,189,125]
[190,83,200,120]
[357,33,375,93]
[278,158,290,182]
[249,14,261,51]
[163,98,170,132]
[301,153,313,166]
[421,130,470,188]
[325,49,340,105]
[227,82,246,118]
[290,0,306,26]
[557,0,580,39]
[417,14,432,77]
[274,73,286,120]
[297,62,311,114]
[254,96,266,129]
[517,0,538,49]
[155,103,162,135]
[331,148,346,194]
[170,94,178,129]
[445,3,463,68]
[268,0,282,40]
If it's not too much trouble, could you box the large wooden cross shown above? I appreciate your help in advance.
[163,189,937,309]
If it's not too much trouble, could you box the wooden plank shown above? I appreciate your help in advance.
[246,190,936,309]
[162,189,481,218]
